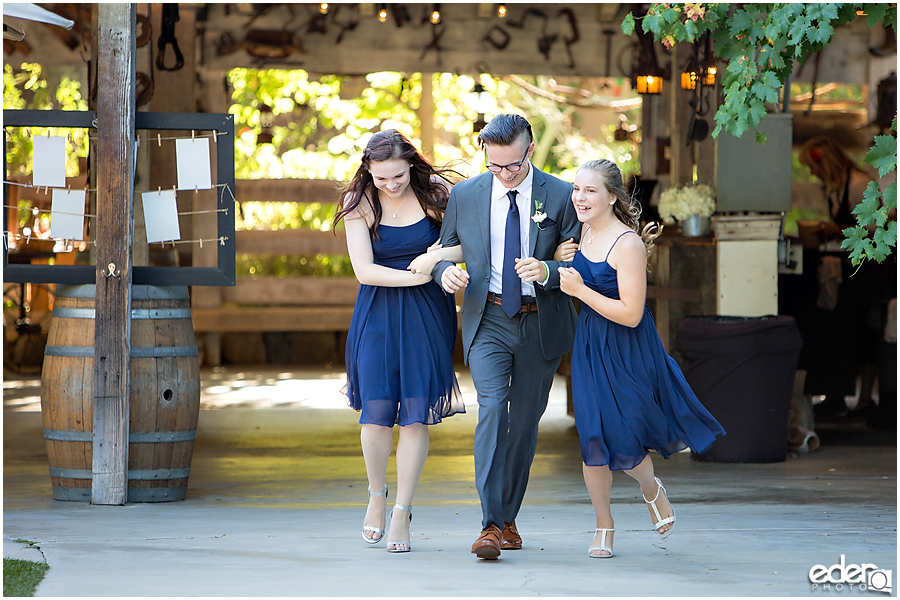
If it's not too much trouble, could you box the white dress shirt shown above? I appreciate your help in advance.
[489,164,535,298]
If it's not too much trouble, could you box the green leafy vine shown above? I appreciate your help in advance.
[622,3,897,265]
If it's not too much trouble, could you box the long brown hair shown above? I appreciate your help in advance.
[334,129,462,239]
[577,159,662,258]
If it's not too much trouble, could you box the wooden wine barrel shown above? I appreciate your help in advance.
[40,285,200,502]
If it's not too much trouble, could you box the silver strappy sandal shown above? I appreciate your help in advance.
[362,484,388,544]
[386,503,412,553]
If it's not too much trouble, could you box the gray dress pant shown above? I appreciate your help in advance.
[468,302,561,530]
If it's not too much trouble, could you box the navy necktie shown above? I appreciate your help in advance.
[502,189,521,318]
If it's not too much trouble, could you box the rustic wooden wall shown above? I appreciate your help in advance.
[197,3,635,77]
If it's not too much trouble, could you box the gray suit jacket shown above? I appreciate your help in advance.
[433,168,580,363]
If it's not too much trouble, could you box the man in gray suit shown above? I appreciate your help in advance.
[431,114,579,559]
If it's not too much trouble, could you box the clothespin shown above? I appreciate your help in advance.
[158,186,162,195]
[212,130,217,143]
[191,130,195,141]
[194,185,198,194]
[158,133,162,147]
[220,236,226,246]
[67,185,72,193]
[47,130,50,138]
[199,238,203,248]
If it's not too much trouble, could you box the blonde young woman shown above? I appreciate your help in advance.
[558,159,725,558]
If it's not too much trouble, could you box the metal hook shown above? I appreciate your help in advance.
[102,262,121,278]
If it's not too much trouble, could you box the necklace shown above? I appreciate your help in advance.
[382,186,411,219]
[586,221,616,244]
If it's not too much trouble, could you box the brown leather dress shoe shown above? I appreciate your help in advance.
[501,521,522,550]
[471,524,502,559]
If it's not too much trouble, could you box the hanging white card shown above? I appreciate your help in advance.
[33,136,67,188]
[50,189,86,240]
[175,138,212,190]
[141,189,181,243]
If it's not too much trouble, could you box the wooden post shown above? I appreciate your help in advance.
[419,73,435,159]
[92,3,136,506]
[669,43,696,186]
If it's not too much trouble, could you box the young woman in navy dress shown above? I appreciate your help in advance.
[335,130,465,553]
[558,159,725,558]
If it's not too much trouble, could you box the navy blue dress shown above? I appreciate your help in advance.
[570,233,725,469]
[344,217,464,426]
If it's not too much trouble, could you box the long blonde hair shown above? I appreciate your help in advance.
[577,159,662,258]
[798,136,868,197]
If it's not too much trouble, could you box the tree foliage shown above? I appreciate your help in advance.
[622,3,897,265]
[623,3,895,141]
[227,69,642,276]
[843,119,897,266]
[4,63,89,177]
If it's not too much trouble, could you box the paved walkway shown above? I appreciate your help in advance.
[3,366,897,597]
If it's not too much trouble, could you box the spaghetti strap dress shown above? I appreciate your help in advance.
[344,217,464,426]
[570,232,725,469]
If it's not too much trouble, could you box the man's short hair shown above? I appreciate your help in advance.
[477,114,533,148]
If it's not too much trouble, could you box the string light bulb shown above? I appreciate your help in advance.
[377,4,388,22]
[497,4,508,18]
[319,3,328,14]
[430,4,441,24]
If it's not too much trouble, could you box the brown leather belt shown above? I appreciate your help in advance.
[486,292,538,314]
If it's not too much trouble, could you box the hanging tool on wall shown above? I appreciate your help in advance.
[332,5,359,45]
[135,10,153,106]
[556,8,579,69]
[483,24,510,50]
[418,24,445,67]
[391,4,411,28]
[157,3,184,71]
[217,30,306,61]
[508,8,556,61]
[135,13,151,47]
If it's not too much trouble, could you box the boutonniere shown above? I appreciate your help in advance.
[532,199,547,230]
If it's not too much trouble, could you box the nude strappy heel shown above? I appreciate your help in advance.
[643,477,675,539]
[362,484,388,544]
[386,503,412,553]
[588,528,614,558]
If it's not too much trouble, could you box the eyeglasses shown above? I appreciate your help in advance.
[485,147,530,173]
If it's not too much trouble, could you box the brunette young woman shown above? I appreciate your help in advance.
[335,129,464,553]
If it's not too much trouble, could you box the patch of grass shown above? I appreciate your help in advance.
[3,558,49,597]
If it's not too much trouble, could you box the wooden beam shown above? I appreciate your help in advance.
[92,3,135,506]
[235,229,347,255]
[222,276,359,306]
[234,179,341,204]
[192,306,356,332]
[646,284,701,304]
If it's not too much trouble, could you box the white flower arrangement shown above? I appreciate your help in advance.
[532,198,547,229]
[657,183,717,223]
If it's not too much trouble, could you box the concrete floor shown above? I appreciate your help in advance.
[3,366,897,597]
